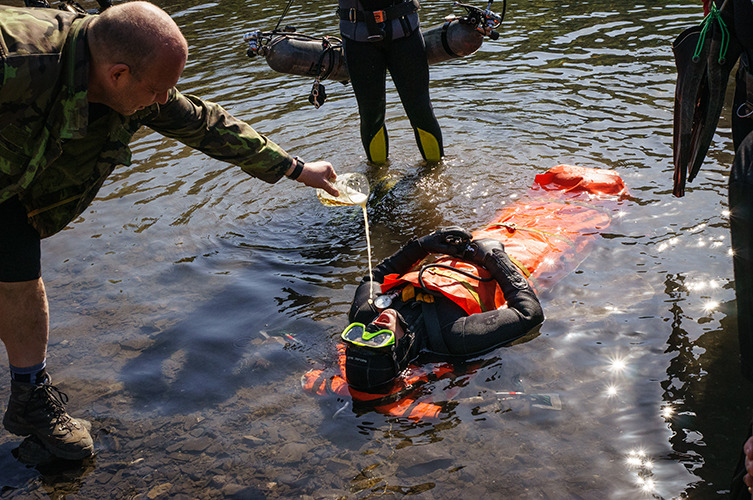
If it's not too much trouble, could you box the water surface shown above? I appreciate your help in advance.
[0,0,749,498]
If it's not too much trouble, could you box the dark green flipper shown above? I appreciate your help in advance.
[672,1,741,197]
[672,25,708,197]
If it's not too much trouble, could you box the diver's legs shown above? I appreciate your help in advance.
[730,130,753,380]
[344,38,389,163]
[387,29,443,161]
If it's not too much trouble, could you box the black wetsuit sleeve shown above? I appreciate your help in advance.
[348,239,428,323]
[371,238,427,282]
[435,250,544,356]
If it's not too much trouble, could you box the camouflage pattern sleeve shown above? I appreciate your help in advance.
[144,89,294,183]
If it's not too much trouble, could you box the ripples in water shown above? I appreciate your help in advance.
[1,0,749,498]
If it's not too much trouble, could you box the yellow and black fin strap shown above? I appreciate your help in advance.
[368,126,388,164]
[402,285,416,302]
[416,292,435,303]
[416,128,441,162]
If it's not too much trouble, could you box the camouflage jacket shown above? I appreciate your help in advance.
[0,5,294,238]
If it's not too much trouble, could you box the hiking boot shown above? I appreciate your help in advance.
[3,375,94,460]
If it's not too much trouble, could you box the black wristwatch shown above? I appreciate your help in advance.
[286,157,304,180]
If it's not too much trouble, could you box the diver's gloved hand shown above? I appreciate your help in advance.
[465,238,505,266]
[467,238,530,291]
[417,226,472,257]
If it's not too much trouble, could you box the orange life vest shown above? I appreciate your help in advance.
[381,258,505,315]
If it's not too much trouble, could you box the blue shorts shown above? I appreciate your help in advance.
[0,197,41,282]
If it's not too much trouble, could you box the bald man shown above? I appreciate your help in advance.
[0,1,339,460]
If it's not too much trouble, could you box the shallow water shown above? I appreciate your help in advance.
[1,0,750,498]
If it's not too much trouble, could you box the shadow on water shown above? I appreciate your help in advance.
[0,439,96,498]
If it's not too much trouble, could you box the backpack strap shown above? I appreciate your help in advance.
[421,301,450,354]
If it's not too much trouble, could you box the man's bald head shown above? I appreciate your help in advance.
[86,1,188,115]
[88,1,188,78]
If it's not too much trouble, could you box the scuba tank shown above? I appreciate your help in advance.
[244,0,504,106]
[423,1,503,64]
[423,18,485,65]
[246,31,350,83]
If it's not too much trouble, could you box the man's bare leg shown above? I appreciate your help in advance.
[0,279,48,368]
[1,278,94,460]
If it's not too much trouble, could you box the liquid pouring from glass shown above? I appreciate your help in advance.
[316,173,375,300]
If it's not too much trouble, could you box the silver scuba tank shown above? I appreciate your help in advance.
[423,19,485,65]
[246,32,351,82]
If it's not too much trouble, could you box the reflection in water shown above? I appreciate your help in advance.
[626,449,657,494]
[1,0,752,497]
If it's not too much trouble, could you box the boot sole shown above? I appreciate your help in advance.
[4,416,94,460]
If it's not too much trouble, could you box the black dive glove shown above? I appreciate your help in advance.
[417,226,472,258]
[466,238,529,291]
[465,238,504,265]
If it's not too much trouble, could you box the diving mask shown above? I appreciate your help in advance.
[341,322,395,349]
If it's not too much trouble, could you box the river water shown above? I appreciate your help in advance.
[0,0,749,498]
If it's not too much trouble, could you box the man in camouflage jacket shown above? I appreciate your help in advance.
[0,1,338,460]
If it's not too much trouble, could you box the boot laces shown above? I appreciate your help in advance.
[31,383,74,429]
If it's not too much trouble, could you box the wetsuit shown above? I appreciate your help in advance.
[719,1,753,496]
[728,0,753,382]
[338,0,443,163]
[348,237,544,357]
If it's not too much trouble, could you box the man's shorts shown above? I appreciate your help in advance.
[0,197,41,282]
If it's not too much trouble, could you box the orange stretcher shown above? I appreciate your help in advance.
[301,164,629,420]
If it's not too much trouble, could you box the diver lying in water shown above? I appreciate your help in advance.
[343,226,544,392]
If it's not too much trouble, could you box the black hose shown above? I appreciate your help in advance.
[417,263,493,294]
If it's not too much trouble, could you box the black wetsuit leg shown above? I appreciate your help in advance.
[730,7,753,380]
[344,29,443,162]
[730,131,753,381]
[729,5,753,495]
[732,61,753,150]
[344,36,389,162]
[387,29,443,161]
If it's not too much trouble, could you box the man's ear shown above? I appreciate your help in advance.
[108,63,131,88]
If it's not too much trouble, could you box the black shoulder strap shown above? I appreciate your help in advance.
[421,301,449,354]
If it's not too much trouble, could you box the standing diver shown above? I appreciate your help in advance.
[337,0,444,163]
[673,0,753,496]
[711,0,753,497]
[342,227,543,392]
